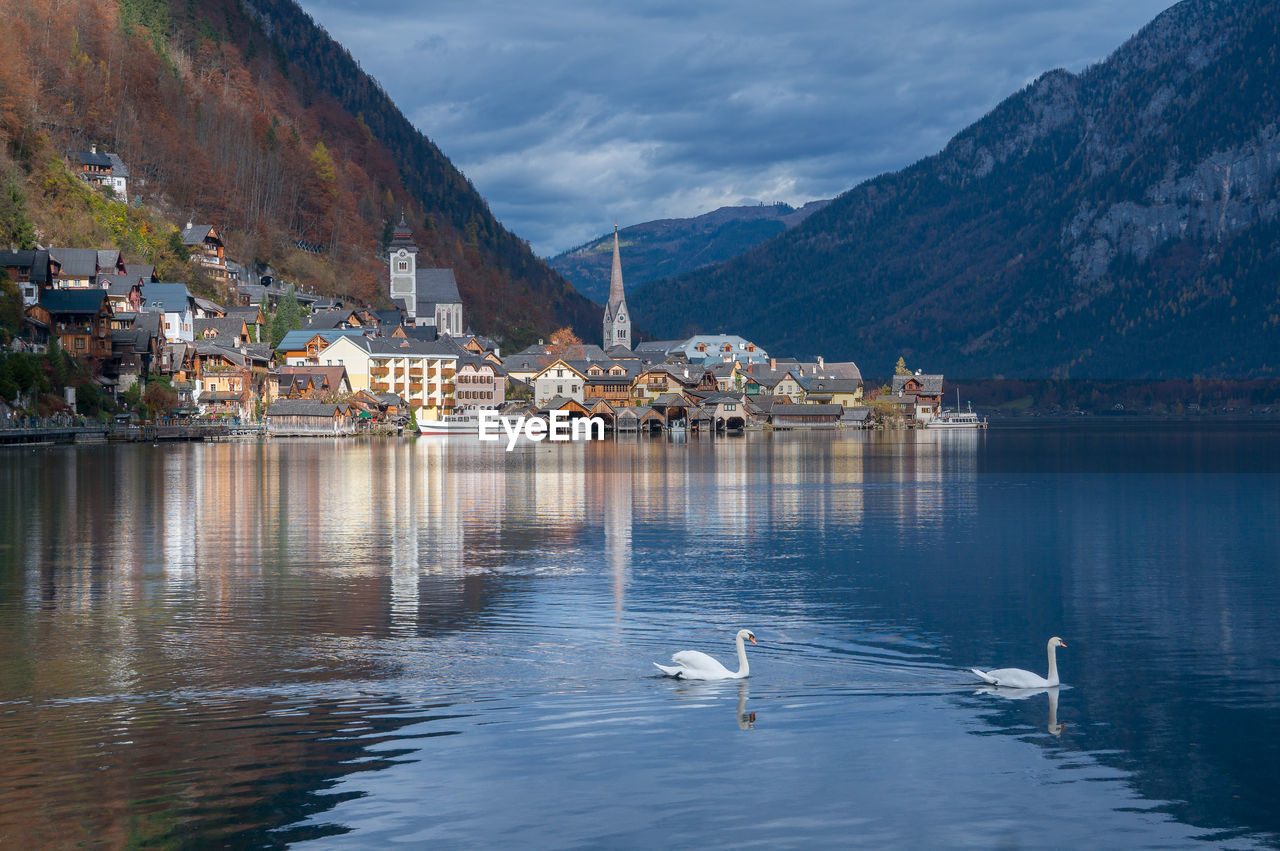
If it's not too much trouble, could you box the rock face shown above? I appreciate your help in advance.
[632,0,1280,378]
[548,201,829,304]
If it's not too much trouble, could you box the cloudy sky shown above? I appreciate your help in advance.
[299,0,1174,256]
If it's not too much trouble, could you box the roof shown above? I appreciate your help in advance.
[634,340,682,353]
[321,335,463,358]
[195,342,246,366]
[265,400,344,417]
[71,149,111,168]
[415,268,461,304]
[202,391,245,402]
[49,247,100,278]
[772,404,843,416]
[892,374,944,396]
[181,224,214,245]
[195,317,247,340]
[305,308,361,329]
[97,249,122,270]
[192,296,226,316]
[280,365,348,389]
[121,264,155,282]
[0,250,51,284]
[141,283,193,313]
[670,335,768,362]
[110,328,153,353]
[39,288,107,314]
[806,378,863,394]
[804,361,862,381]
[275,328,366,352]
[106,153,128,178]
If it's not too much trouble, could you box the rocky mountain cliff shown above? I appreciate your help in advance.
[548,201,828,303]
[631,0,1280,377]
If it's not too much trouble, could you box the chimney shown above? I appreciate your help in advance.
[769,358,776,371]
[90,144,97,154]
[817,355,824,372]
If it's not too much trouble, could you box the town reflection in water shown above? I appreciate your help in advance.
[0,431,980,845]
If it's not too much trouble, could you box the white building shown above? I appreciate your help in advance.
[387,215,464,335]
[317,335,463,421]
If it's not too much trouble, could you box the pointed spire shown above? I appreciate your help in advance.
[607,225,626,311]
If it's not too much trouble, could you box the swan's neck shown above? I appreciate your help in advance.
[1046,642,1059,685]
[735,634,750,678]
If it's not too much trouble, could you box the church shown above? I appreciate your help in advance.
[387,214,464,336]
[602,226,631,349]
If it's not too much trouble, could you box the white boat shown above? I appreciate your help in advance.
[925,390,987,429]
[418,411,481,435]
[926,409,988,428]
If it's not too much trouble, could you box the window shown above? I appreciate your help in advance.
[397,261,408,272]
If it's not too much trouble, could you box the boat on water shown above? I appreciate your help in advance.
[418,411,481,435]
[926,399,988,429]
[926,409,988,428]
[925,390,988,429]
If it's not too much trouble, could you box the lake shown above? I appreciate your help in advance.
[1,423,1278,847]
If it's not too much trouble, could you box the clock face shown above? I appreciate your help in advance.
[618,314,625,322]
[398,249,407,258]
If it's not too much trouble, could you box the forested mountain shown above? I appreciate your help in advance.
[631,0,1280,378]
[0,0,598,345]
[547,201,828,303]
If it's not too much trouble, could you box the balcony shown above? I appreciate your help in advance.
[409,382,423,392]
[372,382,390,392]
[408,368,424,378]
[370,366,389,377]
[440,382,455,394]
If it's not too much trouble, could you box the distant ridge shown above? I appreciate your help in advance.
[631,0,1280,378]
[548,201,829,303]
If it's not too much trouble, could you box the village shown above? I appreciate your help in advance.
[0,149,965,441]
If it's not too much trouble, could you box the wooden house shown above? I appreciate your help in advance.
[34,289,113,359]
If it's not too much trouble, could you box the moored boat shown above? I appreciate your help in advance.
[926,407,987,429]
[418,411,481,435]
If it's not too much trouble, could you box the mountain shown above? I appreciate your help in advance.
[547,201,829,303]
[0,0,598,347]
[631,0,1280,378]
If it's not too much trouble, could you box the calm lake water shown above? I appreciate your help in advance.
[1,424,1278,848]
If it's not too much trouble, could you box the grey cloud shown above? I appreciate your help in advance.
[302,0,1174,255]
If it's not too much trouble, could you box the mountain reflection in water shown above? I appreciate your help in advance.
[0,425,1276,846]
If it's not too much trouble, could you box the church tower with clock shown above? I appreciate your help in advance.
[602,226,631,350]
[388,213,418,316]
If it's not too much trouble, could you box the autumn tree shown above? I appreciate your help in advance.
[544,327,585,363]
[894,356,910,376]
[142,378,179,419]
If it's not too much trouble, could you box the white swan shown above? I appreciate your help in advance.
[654,629,756,680]
[971,636,1066,688]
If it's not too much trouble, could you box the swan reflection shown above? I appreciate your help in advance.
[667,679,757,730]
[974,685,1063,736]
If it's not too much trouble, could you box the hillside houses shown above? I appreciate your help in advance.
[5,219,964,433]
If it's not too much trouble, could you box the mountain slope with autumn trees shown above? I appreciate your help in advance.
[0,0,598,346]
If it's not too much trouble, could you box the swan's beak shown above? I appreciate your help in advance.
[749,635,757,645]
[1059,641,1067,648]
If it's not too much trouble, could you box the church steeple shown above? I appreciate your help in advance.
[389,211,419,319]
[603,225,631,349]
